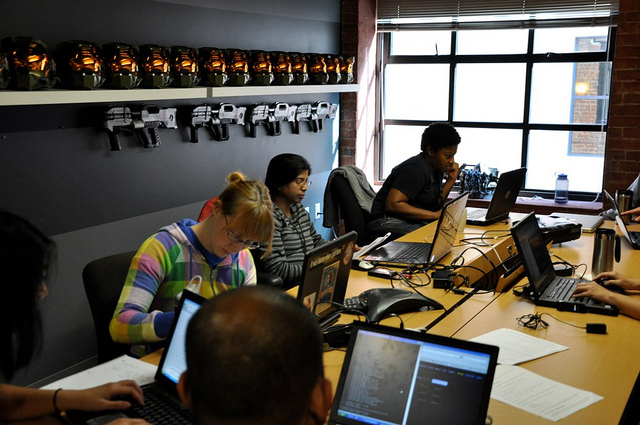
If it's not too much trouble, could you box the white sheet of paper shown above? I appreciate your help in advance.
[40,355,157,390]
[491,365,603,422]
[470,328,568,365]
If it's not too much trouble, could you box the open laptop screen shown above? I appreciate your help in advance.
[297,231,357,318]
[330,322,498,425]
[510,212,556,294]
[430,192,469,264]
[156,290,205,385]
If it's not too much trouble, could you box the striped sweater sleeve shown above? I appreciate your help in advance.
[257,204,324,285]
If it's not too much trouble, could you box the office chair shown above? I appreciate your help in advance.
[82,251,136,364]
[327,173,371,246]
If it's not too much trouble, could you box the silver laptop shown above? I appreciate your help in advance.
[604,190,640,249]
[466,167,526,226]
[549,212,604,233]
[363,192,469,267]
[328,322,499,425]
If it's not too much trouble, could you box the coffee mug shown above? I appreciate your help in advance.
[591,228,621,276]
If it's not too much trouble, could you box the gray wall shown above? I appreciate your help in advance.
[0,0,341,386]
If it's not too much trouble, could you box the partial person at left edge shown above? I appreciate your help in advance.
[0,211,149,424]
[110,171,274,357]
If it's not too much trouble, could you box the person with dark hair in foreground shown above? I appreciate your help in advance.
[177,285,332,425]
[367,122,462,237]
[0,211,148,424]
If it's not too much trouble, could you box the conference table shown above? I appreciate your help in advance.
[322,215,640,424]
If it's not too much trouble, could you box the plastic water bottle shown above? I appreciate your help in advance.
[554,173,569,204]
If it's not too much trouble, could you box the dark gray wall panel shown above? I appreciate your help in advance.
[1,0,341,386]
[0,0,340,53]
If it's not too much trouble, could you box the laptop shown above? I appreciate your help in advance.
[511,212,619,316]
[466,167,527,226]
[68,290,205,424]
[549,212,604,233]
[363,192,469,267]
[298,230,358,329]
[328,321,499,425]
[604,190,640,249]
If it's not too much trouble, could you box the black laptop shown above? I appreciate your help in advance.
[363,192,469,267]
[466,167,526,226]
[68,290,205,424]
[328,322,499,425]
[297,231,358,329]
[604,189,640,249]
[511,212,619,316]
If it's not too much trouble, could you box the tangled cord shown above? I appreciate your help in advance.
[516,311,589,331]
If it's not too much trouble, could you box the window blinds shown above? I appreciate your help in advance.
[377,0,620,31]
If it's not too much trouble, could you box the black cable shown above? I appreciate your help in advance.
[516,311,589,331]
[450,246,500,290]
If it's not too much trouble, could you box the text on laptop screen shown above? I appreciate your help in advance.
[335,329,492,425]
[160,296,201,384]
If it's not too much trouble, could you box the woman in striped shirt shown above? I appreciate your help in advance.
[258,154,326,289]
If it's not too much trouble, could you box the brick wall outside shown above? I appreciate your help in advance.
[340,0,640,196]
[605,0,640,195]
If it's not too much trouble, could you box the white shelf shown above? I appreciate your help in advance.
[0,84,360,106]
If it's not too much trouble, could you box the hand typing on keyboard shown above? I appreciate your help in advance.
[572,271,640,320]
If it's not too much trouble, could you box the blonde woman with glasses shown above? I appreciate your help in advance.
[111,171,274,356]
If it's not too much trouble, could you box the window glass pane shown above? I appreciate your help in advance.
[456,29,528,55]
[527,130,604,192]
[384,64,449,121]
[533,27,609,54]
[454,63,526,123]
[530,62,611,125]
[390,31,452,56]
[455,128,523,177]
[380,125,425,178]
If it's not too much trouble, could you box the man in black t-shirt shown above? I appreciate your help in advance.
[368,122,461,238]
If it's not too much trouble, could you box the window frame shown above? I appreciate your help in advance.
[376,27,616,201]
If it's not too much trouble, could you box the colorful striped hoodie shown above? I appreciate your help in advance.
[109,219,256,356]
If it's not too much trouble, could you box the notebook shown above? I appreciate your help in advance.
[467,167,527,226]
[298,230,358,329]
[328,322,499,425]
[604,190,640,249]
[363,192,469,267]
[549,212,604,233]
[68,290,205,424]
[510,212,619,316]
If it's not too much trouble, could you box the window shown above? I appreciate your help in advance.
[377,27,614,198]
[376,0,618,199]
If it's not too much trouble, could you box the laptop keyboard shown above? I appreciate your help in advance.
[547,277,600,304]
[393,243,432,261]
[129,385,194,424]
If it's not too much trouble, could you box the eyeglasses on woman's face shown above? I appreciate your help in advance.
[293,177,312,188]
[224,215,261,249]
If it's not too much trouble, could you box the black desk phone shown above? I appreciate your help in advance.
[344,288,444,322]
